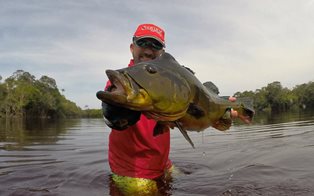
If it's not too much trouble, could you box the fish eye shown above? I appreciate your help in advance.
[145,65,157,74]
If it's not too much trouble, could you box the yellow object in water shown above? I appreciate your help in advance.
[111,174,158,195]
[110,165,178,195]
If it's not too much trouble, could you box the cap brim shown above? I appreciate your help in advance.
[134,36,165,47]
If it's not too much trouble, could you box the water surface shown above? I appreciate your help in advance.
[0,112,314,195]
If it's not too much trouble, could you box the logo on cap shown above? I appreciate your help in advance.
[133,24,165,46]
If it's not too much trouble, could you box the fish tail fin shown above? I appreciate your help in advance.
[236,97,255,121]
[237,97,254,110]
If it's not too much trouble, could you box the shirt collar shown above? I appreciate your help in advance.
[128,59,134,67]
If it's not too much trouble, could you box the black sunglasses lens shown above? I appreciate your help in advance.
[151,42,163,50]
[135,39,146,47]
[135,39,163,50]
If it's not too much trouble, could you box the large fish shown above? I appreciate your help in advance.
[97,52,254,148]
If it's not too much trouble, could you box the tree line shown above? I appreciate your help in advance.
[1,70,312,118]
[0,70,101,119]
[234,81,314,113]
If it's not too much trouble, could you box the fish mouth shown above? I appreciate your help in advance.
[96,70,153,110]
[107,70,134,98]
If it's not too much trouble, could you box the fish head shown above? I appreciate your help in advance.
[97,55,193,121]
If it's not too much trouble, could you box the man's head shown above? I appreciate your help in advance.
[130,24,165,64]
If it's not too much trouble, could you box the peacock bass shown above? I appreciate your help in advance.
[97,52,254,148]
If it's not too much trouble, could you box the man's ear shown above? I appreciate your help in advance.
[130,43,134,53]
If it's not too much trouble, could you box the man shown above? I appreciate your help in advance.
[103,24,240,195]
[103,24,172,195]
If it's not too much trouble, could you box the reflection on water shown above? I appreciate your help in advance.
[0,111,314,196]
[251,110,313,125]
[0,119,76,150]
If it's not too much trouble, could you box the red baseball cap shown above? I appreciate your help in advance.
[133,24,165,47]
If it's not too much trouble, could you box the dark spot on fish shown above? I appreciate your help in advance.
[187,103,205,119]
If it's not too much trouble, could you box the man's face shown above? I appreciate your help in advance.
[130,38,164,64]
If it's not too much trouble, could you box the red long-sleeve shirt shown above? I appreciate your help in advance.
[106,60,172,179]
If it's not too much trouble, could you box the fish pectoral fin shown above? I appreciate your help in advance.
[175,121,195,149]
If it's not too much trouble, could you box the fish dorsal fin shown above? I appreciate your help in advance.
[203,81,220,94]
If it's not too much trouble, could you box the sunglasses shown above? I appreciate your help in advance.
[133,38,164,51]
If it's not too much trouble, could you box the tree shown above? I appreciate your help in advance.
[0,70,83,118]
[38,75,58,90]
[264,81,296,112]
[293,82,314,110]
[254,88,269,111]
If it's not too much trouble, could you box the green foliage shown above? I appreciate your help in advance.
[234,81,313,112]
[264,81,295,112]
[2,70,311,118]
[0,70,91,119]
[81,109,102,118]
[292,81,314,110]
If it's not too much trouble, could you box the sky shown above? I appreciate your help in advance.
[1,0,313,109]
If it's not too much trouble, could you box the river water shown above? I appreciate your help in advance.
[0,112,314,196]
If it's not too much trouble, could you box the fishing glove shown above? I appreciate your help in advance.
[102,102,141,130]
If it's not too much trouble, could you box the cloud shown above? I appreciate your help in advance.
[1,0,313,108]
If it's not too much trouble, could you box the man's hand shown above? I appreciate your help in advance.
[213,96,248,131]
[228,96,251,124]
[228,96,238,119]
[102,102,141,130]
